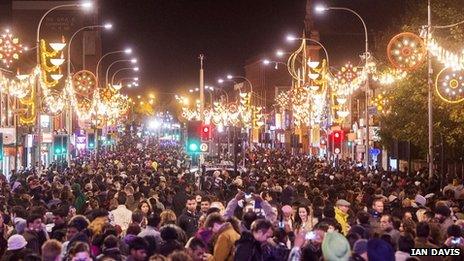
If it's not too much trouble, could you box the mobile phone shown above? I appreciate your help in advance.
[451,237,461,245]
[278,221,284,228]
[305,231,316,240]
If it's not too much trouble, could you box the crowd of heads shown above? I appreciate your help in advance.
[0,136,462,260]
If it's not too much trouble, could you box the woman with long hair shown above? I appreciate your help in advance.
[294,205,314,232]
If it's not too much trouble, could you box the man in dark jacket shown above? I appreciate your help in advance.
[234,219,274,261]
[178,196,199,238]
[22,213,48,254]
[172,186,188,216]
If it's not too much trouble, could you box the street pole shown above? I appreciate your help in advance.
[199,54,205,122]
[427,0,434,179]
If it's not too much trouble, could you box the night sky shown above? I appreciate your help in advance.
[100,0,409,95]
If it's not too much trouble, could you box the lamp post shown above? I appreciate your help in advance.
[65,23,111,166]
[286,36,331,66]
[262,59,287,70]
[111,67,138,86]
[316,5,370,168]
[95,48,132,87]
[226,75,253,151]
[115,77,138,87]
[67,23,112,78]
[104,58,137,87]
[35,1,92,173]
[209,85,229,103]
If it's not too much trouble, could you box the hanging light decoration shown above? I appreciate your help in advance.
[371,91,392,114]
[371,67,407,85]
[427,34,464,70]
[435,67,464,103]
[0,29,23,68]
[387,32,426,71]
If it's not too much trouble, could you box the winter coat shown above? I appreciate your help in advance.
[208,223,240,261]
[178,210,199,238]
[334,207,350,235]
[96,247,127,261]
[234,231,264,261]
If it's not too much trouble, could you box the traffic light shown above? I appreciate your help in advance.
[53,135,66,155]
[187,121,201,153]
[88,133,95,149]
[201,124,211,141]
[62,135,67,154]
[332,130,344,154]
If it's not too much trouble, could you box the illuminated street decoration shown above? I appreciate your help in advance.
[286,36,329,127]
[73,70,96,97]
[0,29,23,68]
[387,32,426,71]
[435,67,464,103]
[427,34,464,70]
[328,61,367,95]
[372,67,407,85]
[371,91,391,114]
[276,91,290,109]
[337,62,359,84]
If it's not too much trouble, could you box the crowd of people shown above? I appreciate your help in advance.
[0,135,463,261]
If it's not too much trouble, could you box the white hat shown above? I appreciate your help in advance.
[388,195,398,202]
[7,234,27,250]
[415,194,427,206]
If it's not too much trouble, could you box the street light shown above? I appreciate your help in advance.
[262,59,286,69]
[225,75,253,94]
[35,1,93,173]
[105,59,137,87]
[315,4,370,167]
[36,2,93,63]
[111,67,139,86]
[275,49,285,57]
[67,23,113,77]
[286,34,330,66]
[95,48,132,86]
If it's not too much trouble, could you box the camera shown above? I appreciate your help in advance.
[451,237,461,245]
[305,231,316,240]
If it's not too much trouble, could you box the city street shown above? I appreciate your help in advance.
[0,0,463,260]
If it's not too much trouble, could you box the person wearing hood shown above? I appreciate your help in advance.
[71,183,87,214]
[96,235,126,261]
[203,213,240,261]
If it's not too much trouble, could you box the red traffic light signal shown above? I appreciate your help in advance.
[201,124,211,140]
[331,130,344,154]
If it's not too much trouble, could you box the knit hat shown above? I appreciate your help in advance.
[282,205,293,214]
[322,232,351,261]
[353,239,368,255]
[367,238,395,261]
[7,234,27,250]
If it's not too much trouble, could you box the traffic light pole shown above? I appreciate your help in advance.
[233,125,237,174]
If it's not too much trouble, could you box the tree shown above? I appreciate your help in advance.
[374,0,464,162]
